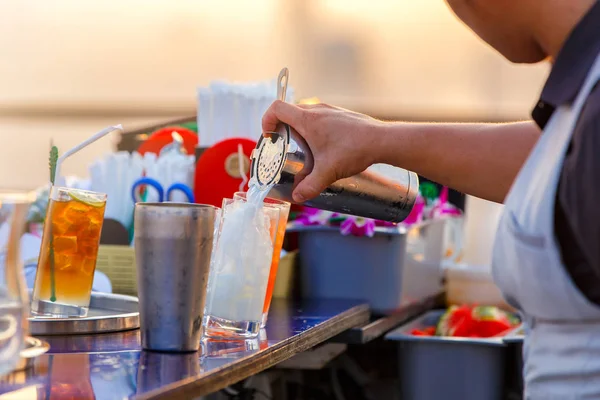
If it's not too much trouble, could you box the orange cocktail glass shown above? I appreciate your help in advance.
[31,186,107,318]
[234,192,290,327]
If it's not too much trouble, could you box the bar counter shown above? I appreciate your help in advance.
[0,299,369,400]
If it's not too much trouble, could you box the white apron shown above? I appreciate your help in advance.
[492,52,600,400]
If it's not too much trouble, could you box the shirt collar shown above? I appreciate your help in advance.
[532,1,600,129]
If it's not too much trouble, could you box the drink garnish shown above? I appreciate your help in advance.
[49,145,59,302]
[69,191,104,208]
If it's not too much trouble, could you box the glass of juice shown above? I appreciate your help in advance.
[203,196,280,339]
[233,192,290,327]
[31,186,107,318]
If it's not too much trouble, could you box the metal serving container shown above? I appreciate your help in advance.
[503,326,525,398]
[385,309,508,400]
[289,219,447,314]
[28,291,139,336]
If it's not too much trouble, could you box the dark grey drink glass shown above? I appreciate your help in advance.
[134,203,216,352]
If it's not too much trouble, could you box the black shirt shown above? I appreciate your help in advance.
[531,1,600,305]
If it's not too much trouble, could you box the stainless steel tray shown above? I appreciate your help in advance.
[28,292,139,336]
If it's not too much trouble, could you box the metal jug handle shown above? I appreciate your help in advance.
[277,68,289,103]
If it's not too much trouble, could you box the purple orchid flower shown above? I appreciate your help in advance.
[294,207,337,226]
[340,216,376,237]
[294,207,397,237]
[430,186,463,219]
[374,220,396,227]
[403,194,426,225]
[431,203,463,219]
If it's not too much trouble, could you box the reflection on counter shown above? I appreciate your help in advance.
[136,351,201,396]
[46,354,95,399]
[0,299,368,399]
[203,330,269,358]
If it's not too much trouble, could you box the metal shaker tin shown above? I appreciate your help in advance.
[249,123,419,223]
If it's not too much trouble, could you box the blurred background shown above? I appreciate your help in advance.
[0,0,548,190]
[0,3,548,395]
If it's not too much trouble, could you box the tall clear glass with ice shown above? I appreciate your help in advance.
[204,194,279,339]
[0,191,34,377]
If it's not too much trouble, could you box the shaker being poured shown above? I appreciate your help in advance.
[250,68,420,223]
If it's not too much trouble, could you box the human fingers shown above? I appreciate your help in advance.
[296,103,322,109]
[292,163,336,203]
[261,100,305,135]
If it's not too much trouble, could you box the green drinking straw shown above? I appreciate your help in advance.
[48,146,58,302]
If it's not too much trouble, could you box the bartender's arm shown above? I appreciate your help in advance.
[262,101,540,204]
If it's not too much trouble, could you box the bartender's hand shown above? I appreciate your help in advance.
[262,100,387,202]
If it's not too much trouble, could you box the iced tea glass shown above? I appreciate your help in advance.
[31,187,107,318]
[203,197,280,339]
[233,192,290,327]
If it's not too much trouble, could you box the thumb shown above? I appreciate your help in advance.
[292,166,333,203]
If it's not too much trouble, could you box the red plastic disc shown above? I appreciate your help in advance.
[194,138,257,208]
[137,126,198,156]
